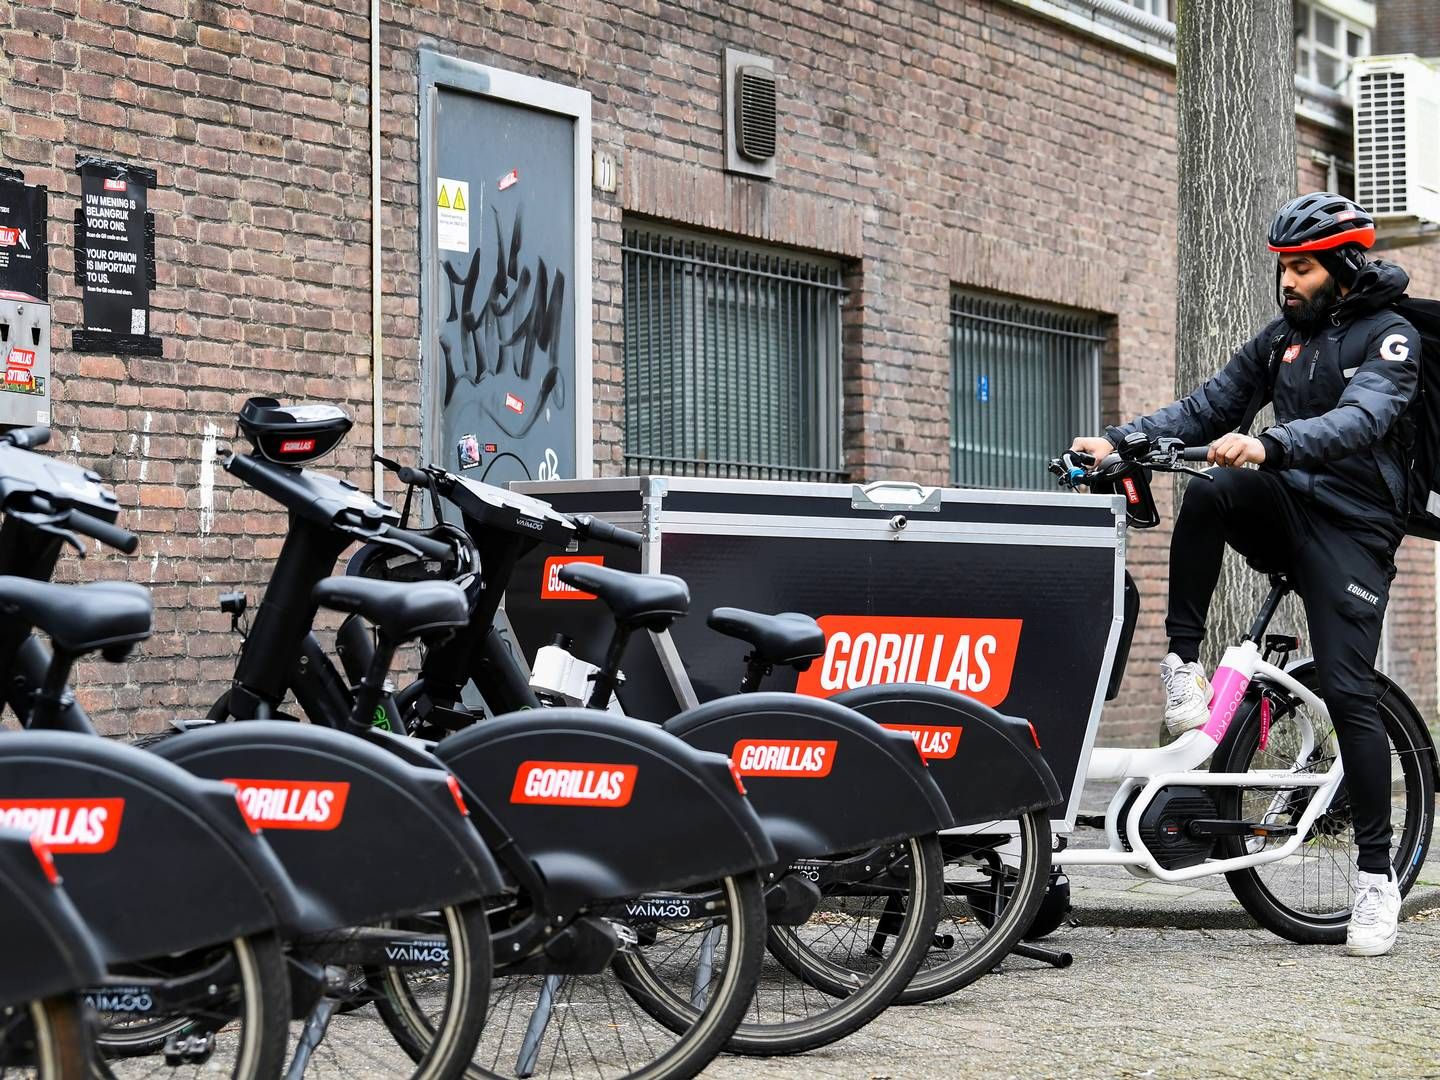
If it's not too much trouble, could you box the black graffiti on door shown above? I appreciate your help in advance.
[440,205,567,439]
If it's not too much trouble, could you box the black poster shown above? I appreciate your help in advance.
[0,167,48,300]
[73,157,161,355]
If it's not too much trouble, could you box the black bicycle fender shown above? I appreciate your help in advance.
[832,684,1062,825]
[0,731,296,966]
[434,709,777,913]
[153,721,503,933]
[665,692,956,865]
[0,829,107,1008]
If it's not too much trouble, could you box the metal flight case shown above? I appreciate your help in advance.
[505,476,1128,830]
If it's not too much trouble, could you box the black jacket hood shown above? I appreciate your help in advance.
[1334,259,1410,319]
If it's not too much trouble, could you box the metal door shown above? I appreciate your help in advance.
[421,54,592,485]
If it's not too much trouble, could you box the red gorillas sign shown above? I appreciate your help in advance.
[731,739,838,778]
[510,762,638,807]
[226,779,350,831]
[541,556,604,600]
[794,616,1023,707]
[880,724,963,761]
[0,799,125,853]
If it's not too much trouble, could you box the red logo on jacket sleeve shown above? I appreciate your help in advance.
[225,780,350,830]
[0,799,125,853]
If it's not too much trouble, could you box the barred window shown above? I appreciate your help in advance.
[622,227,846,481]
[950,291,1105,492]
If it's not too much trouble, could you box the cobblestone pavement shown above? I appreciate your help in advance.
[704,912,1440,1079]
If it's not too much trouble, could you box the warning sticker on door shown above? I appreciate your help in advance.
[437,178,470,252]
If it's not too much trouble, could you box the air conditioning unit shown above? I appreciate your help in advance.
[1353,54,1440,225]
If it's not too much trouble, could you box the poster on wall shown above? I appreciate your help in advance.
[0,167,49,300]
[72,157,161,355]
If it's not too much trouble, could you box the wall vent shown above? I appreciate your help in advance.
[725,48,777,179]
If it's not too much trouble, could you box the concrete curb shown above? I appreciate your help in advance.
[1065,883,1440,931]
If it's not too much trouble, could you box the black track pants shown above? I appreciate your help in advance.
[1166,467,1396,875]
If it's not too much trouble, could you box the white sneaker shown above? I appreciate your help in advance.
[1346,869,1401,956]
[1160,653,1211,736]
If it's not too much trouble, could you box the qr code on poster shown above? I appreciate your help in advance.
[130,308,146,335]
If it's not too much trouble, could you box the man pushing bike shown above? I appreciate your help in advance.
[1072,192,1421,957]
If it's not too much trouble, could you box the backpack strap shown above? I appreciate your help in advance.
[1238,327,1289,435]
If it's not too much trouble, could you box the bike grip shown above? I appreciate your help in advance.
[378,524,452,561]
[1180,447,1212,462]
[572,513,644,550]
[3,425,51,450]
[67,511,140,554]
[396,466,431,488]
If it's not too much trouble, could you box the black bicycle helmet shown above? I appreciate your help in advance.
[1268,191,1376,293]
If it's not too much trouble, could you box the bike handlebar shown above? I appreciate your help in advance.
[571,514,644,550]
[2,425,51,450]
[1178,447,1211,462]
[376,524,453,562]
[67,510,140,555]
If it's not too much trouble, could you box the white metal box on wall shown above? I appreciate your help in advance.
[1354,54,1440,225]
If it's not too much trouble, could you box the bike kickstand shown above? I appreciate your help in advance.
[285,997,339,1080]
[1008,941,1073,968]
[515,974,566,1078]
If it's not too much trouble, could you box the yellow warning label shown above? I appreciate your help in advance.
[438,185,451,209]
[452,187,466,211]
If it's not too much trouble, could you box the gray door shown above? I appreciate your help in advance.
[425,77,578,485]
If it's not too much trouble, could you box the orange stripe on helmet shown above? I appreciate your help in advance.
[1269,225,1376,253]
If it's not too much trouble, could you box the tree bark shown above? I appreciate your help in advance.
[1174,0,1302,672]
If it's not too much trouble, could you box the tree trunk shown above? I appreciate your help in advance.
[1174,0,1303,673]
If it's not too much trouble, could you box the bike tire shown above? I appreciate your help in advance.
[364,901,493,1079]
[896,810,1052,1004]
[470,871,767,1080]
[95,931,290,1080]
[625,834,942,1056]
[1213,666,1436,944]
[0,995,91,1080]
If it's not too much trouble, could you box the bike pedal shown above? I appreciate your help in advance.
[163,1032,216,1066]
[1074,814,1106,830]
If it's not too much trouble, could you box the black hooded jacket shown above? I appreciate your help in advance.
[1108,260,1421,548]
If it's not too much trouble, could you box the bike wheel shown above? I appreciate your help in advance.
[371,904,492,1077]
[470,871,766,1080]
[625,834,941,1056]
[1214,666,1436,944]
[0,996,91,1080]
[94,932,289,1080]
[896,810,1052,1004]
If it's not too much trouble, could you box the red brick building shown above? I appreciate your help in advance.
[0,0,1436,741]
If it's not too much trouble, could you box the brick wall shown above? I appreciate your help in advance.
[1374,0,1440,58]
[1,0,1437,745]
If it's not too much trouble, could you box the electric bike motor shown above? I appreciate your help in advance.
[1118,785,1218,871]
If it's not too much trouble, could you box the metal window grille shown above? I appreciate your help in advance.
[622,227,846,481]
[950,291,1105,491]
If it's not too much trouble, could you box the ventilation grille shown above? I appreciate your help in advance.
[1356,68,1408,216]
[735,66,777,162]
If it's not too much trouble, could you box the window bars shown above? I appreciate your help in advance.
[622,228,847,482]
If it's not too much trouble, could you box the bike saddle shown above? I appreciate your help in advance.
[312,577,468,642]
[707,608,826,670]
[556,563,689,631]
[0,578,152,657]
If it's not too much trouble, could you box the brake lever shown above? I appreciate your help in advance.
[17,515,86,555]
[1174,466,1215,481]
[334,520,432,560]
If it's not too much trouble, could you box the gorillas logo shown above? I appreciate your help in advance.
[732,739,837,777]
[510,762,638,807]
[541,556,604,600]
[1380,334,1411,363]
[795,616,1023,707]
[0,799,125,853]
[879,724,963,761]
[225,780,350,831]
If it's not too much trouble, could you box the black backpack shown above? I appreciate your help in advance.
[1240,297,1440,540]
